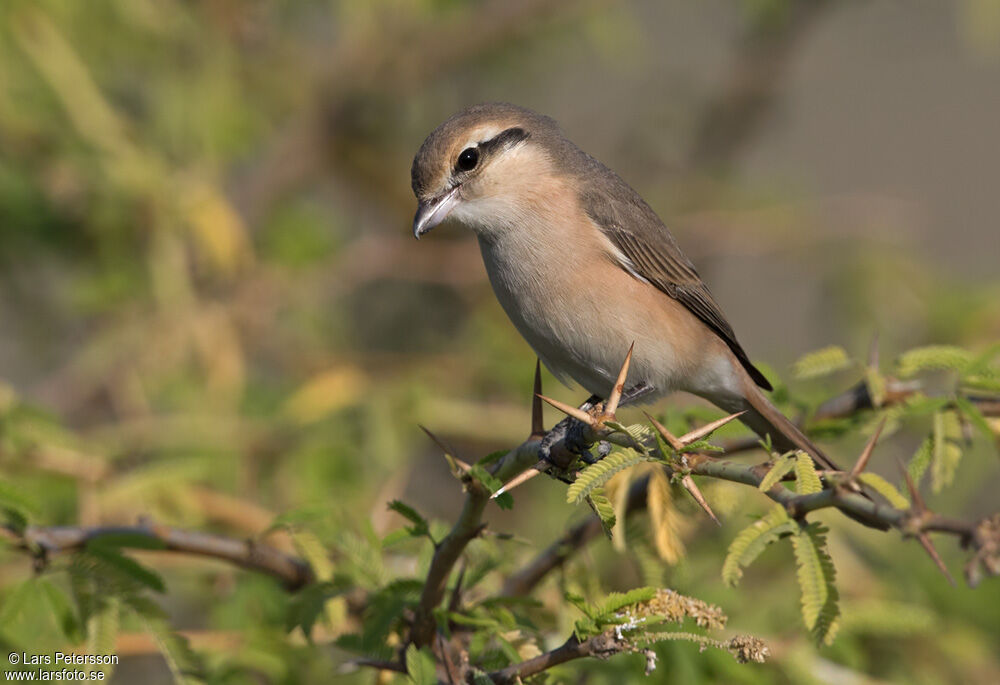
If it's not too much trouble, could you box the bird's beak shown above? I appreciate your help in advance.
[413,186,460,239]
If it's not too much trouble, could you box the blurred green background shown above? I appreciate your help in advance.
[1,1,998,683]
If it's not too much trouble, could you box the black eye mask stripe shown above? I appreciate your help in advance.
[450,127,530,182]
[479,127,529,156]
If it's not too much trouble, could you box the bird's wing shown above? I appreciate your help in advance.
[582,184,773,391]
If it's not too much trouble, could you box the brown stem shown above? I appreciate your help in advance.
[488,633,622,684]
[501,378,1000,595]
[409,442,541,646]
[1,522,314,590]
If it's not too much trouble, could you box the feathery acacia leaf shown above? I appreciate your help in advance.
[388,500,431,539]
[610,421,655,447]
[84,547,166,594]
[405,644,437,685]
[931,410,963,493]
[722,506,794,586]
[144,617,205,684]
[791,523,840,645]
[793,346,852,379]
[793,452,822,495]
[586,489,617,538]
[607,470,634,552]
[865,366,887,407]
[897,345,973,377]
[908,436,934,485]
[85,598,119,680]
[953,395,995,441]
[647,469,685,564]
[567,449,650,504]
[758,455,795,492]
[597,587,658,618]
[468,465,514,509]
[858,473,910,509]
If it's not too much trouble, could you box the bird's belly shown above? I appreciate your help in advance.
[478,236,709,401]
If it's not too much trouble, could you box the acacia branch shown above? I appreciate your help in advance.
[0,521,314,591]
[488,628,768,684]
[500,376,1000,597]
[488,633,618,684]
[409,441,541,646]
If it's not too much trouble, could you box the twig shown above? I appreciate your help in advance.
[409,441,541,646]
[487,633,617,684]
[499,375,1000,596]
[0,522,314,591]
[502,474,651,597]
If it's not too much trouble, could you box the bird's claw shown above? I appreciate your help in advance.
[538,414,596,467]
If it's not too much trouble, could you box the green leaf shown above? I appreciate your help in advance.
[388,500,431,538]
[84,547,166,593]
[791,523,840,645]
[597,587,657,618]
[931,410,963,493]
[840,599,935,637]
[793,451,822,495]
[758,455,795,492]
[84,597,119,680]
[566,449,649,504]
[405,644,437,685]
[468,465,513,510]
[143,617,205,684]
[793,346,852,380]
[40,579,83,643]
[857,473,910,510]
[722,505,794,586]
[954,395,995,442]
[610,421,654,448]
[470,671,495,685]
[0,480,36,532]
[286,581,346,638]
[908,436,933,485]
[865,366,887,407]
[564,591,594,618]
[897,345,973,377]
[477,449,509,466]
[586,488,617,538]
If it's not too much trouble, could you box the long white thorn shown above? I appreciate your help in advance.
[681,474,720,526]
[536,394,597,426]
[604,342,635,417]
[644,412,685,452]
[492,460,547,499]
[678,411,746,446]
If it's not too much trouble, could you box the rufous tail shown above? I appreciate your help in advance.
[733,373,889,531]
[738,379,841,471]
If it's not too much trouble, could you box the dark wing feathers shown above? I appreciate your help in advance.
[581,184,773,391]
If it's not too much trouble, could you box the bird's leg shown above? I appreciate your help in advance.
[618,381,654,406]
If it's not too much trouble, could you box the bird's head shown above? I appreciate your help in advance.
[410,103,566,239]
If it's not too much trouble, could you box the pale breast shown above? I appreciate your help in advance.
[475,216,721,401]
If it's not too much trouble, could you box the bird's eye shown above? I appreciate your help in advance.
[456,147,479,172]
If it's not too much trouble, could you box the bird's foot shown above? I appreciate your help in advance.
[536,380,655,468]
[538,397,600,468]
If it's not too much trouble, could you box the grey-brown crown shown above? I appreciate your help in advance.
[410,103,563,198]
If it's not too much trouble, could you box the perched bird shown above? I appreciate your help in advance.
[410,102,836,470]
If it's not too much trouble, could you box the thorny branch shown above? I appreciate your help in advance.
[501,373,1000,599]
[404,348,1000,685]
[487,630,769,684]
[6,351,995,681]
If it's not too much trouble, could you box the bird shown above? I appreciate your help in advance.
[410,102,838,473]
